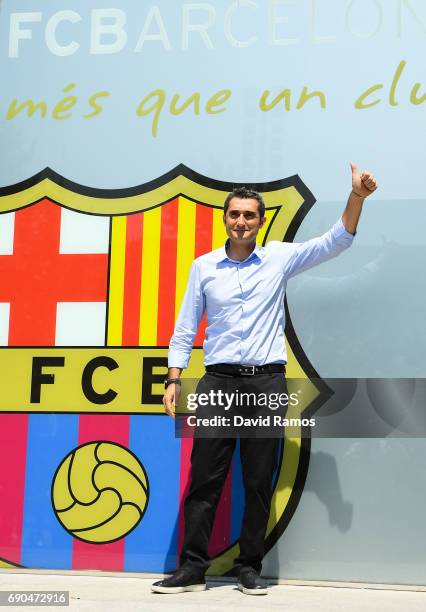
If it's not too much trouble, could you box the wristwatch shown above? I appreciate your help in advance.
[164,378,182,389]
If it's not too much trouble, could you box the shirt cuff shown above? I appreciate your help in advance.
[168,348,190,369]
[334,217,356,242]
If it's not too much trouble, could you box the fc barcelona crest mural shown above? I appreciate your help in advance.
[0,166,328,573]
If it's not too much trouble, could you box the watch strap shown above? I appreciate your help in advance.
[164,378,182,389]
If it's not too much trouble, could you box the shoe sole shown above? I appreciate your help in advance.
[151,583,206,594]
[237,583,268,595]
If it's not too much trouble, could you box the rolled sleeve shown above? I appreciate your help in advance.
[333,216,357,243]
[168,261,205,369]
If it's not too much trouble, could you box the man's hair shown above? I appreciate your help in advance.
[223,187,265,218]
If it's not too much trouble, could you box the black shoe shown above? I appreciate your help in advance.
[151,567,206,594]
[237,567,268,595]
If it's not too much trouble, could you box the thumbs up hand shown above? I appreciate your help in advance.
[350,162,378,199]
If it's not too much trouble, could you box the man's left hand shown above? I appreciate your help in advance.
[350,161,378,199]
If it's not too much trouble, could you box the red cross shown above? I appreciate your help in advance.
[0,199,109,346]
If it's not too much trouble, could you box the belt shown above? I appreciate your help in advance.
[206,363,286,376]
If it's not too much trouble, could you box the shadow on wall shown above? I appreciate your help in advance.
[304,449,353,531]
[266,437,353,576]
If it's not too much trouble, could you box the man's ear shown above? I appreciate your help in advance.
[259,216,266,229]
[223,214,226,225]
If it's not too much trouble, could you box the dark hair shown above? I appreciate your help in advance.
[223,187,265,218]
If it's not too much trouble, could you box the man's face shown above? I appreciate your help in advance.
[223,197,266,244]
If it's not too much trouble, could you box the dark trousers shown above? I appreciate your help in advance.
[179,372,285,575]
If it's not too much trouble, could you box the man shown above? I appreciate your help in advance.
[152,162,378,595]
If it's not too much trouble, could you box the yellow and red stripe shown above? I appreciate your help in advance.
[108,198,227,347]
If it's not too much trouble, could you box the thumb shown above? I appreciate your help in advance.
[350,161,358,176]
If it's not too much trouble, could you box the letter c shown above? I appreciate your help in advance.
[81,356,118,404]
[45,10,81,56]
[224,0,258,48]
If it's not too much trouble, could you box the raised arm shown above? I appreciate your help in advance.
[342,161,378,234]
[285,161,378,278]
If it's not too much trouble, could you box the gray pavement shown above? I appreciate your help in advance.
[0,570,425,612]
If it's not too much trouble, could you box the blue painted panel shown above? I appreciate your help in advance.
[21,414,79,569]
[125,415,181,572]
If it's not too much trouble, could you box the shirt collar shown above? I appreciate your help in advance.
[216,240,264,264]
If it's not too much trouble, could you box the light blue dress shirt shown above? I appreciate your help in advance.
[168,218,354,368]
